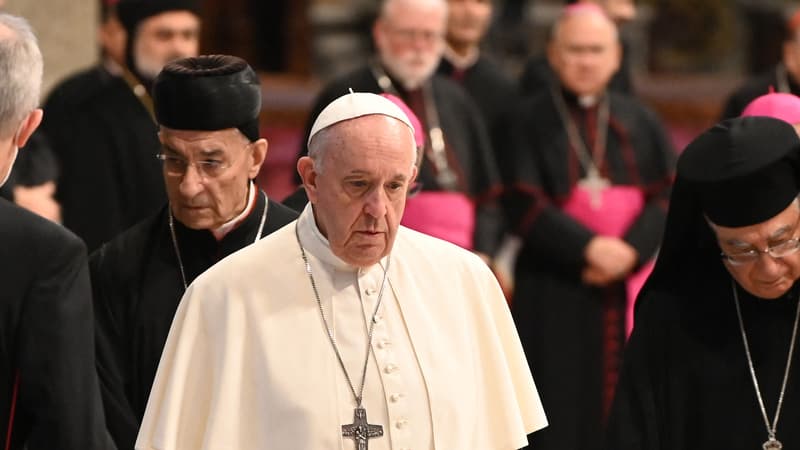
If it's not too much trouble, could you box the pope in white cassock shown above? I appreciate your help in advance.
[135,91,547,450]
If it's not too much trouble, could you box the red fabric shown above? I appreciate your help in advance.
[401,191,475,249]
[5,371,19,450]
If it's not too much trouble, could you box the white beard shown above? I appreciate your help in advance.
[0,145,19,187]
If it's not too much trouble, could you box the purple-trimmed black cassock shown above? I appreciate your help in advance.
[498,87,675,450]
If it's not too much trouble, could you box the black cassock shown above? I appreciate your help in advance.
[437,54,517,164]
[297,64,504,255]
[499,88,674,450]
[607,276,800,449]
[89,193,297,450]
[606,171,800,449]
[42,65,164,252]
[0,198,112,449]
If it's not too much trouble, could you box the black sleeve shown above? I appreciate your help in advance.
[604,293,666,450]
[498,101,595,275]
[623,109,675,267]
[17,231,115,450]
[89,246,139,450]
[465,91,505,256]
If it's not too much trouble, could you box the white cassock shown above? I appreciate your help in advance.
[136,204,547,450]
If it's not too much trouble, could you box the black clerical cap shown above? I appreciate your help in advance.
[152,55,261,141]
[678,116,800,227]
[116,0,199,34]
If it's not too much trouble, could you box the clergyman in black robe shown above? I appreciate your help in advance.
[499,6,674,449]
[0,13,113,450]
[89,55,298,450]
[606,117,800,449]
[40,0,200,251]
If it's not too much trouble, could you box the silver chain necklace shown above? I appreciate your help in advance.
[370,62,459,191]
[168,191,269,289]
[732,280,800,450]
[294,223,389,449]
[551,86,611,209]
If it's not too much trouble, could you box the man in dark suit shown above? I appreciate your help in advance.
[0,13,114,450]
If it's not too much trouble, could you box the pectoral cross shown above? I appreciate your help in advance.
[763,438,782,450]
[342,407,383,450]
[578,167,610,210]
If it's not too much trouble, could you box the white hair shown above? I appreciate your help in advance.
[379,0,448,21]
[0,14,42,138]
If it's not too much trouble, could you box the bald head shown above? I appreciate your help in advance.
[547,5,621,97]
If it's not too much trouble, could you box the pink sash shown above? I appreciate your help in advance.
[562,185,655,338]
[401,192,476,250]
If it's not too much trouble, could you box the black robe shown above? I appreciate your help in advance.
[607,277,800,449]
[499,88,675,450]
[89,193,297,450]
[605,165,800,449]
[41,65,164,252]
[437,54,517,167]
[720,64,800,119]
[298,64,504,255]
[0,198,113,449]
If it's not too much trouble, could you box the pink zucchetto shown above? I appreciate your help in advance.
[741,92,800,125]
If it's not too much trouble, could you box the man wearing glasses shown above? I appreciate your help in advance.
[606,116,800,448]
[89,55,297,450]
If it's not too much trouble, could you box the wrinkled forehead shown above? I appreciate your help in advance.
[159,126,246,153]
[320,115,416,160]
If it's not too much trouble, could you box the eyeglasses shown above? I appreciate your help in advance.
[387,27,443,45]
[720,238,800,266]
[156,143,250,179]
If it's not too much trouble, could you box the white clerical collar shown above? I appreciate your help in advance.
[212,181,257,241]
[298,203,389,274]
[578,94,599,108]
[443,44,480,70]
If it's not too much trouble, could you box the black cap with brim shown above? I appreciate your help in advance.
[678,116,800,227]
[116,0,199,34]
[152,55,261,141]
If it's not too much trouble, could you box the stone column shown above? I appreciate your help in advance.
[5,0,98,100]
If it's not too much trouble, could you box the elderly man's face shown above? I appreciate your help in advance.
[133,11,200,81]
[158,127,267,230]
[446,0,492,49]
[302,115,417,267]
[547,11,621,97]
[374,0,447,90]
[713,200,800,299]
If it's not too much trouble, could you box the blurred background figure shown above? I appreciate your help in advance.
[0,131,60,222]
[721,9,800,119]
[520,0,638,96]
[40,0,201,252]
[499,5,674,449]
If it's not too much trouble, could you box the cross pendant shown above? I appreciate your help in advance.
[763,438,782,450]
[342,407,383,450]
[578,168,610,210]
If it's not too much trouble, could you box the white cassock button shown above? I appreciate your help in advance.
[365,287,377,296]
[384,364,398,374]
[377,339,391,349]
[395,418,408,429]
[389,393,403,403]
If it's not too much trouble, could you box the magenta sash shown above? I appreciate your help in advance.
[401,192,476,250]
[561,185,655,338]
